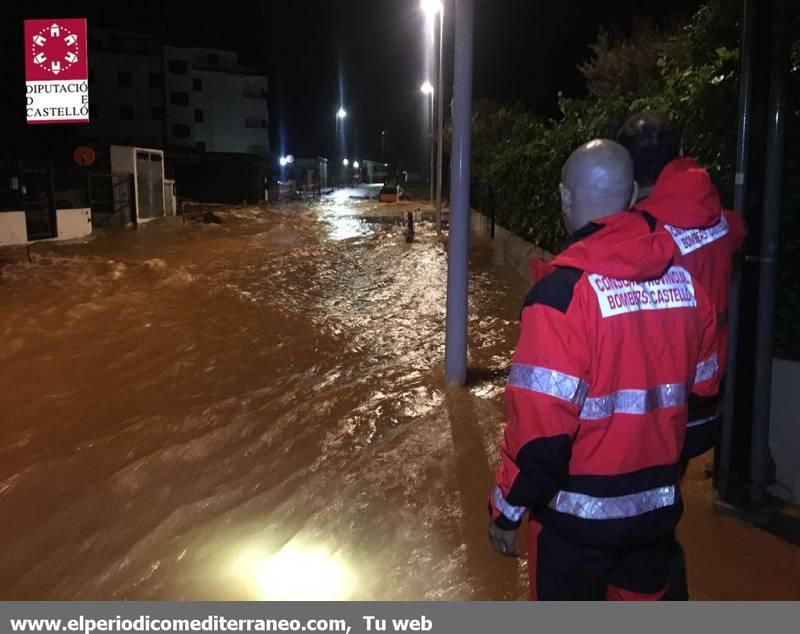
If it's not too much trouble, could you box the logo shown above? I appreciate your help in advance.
[24,18,89,124]
[588,266,697,318]
[30,23,81,77]
[663,216,730,255]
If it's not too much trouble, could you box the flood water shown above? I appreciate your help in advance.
[0,192,531,600]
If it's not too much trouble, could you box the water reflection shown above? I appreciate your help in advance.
[231,542,355,600]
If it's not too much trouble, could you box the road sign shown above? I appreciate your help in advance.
[73,145,96,167]
[24,18,89,124]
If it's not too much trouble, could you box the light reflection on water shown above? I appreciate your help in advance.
[230,542,355,600]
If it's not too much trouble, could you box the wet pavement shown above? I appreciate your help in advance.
[1,191,798,600]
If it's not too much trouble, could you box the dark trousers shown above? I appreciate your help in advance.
[528,520,676,601]
[663,540,690,600]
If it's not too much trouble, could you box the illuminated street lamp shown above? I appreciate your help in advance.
[421,0,443,18]
[336,107,347,119]
[421,0,445,230]
[353,161,360,169]
[421,80,435,202]
[279,156,288,167]
[342,158,349,167]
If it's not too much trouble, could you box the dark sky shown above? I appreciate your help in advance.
[1,0,705,169]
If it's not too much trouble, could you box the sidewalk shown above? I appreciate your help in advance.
[679,458,800,600]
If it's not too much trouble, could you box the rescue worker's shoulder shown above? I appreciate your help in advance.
[521,266,584,314]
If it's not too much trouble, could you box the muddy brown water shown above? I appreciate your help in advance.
[0,197,531,599]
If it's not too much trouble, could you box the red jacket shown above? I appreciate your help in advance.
[490,211,720,547]
[634,158,746,373]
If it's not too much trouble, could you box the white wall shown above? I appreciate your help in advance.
[56,209,92,240]
[769,358,800,503]
[193,70,269,155]
[0,212,27,246]
[110,145,135,175]
[0,209,92,246]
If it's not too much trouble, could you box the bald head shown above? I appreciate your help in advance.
[559,139,636,234]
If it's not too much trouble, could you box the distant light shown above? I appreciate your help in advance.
[342,158,349,166]
[337,107,347,119]
[421,0,443,18]
[286,154,294,164]
[420,80,434,95]
[353,161,360,169]
[384,163,389,167]
[279,156,288,167]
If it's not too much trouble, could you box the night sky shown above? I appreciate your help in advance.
[1,0,705,169]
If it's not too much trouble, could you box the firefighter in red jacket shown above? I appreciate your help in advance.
[617,112,745,599]
[487,139,721,600]
[617,112,745,460]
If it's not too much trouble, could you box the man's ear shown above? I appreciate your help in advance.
[630,181,639,208]
[559,183,572,212]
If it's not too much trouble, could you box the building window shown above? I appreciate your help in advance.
[170,92,189,106]
[207,53,219,64]
[168,59,188,74]
[172,124,191,138]
[194,109,204,123]
[118,71,132,87]
[151,106,165,120]
[196,141,206,152]
[245,118,268,129]
[149,72,162,88]
[193,77,203,91]
[120,105,134,120]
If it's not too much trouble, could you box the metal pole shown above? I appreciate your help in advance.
[435,7,445,232]
[749,0,787,507]
[718,0,757,501]
[444,0,473,385]
[429,95,435,204]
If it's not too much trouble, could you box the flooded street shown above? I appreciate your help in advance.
[0,193,531,600]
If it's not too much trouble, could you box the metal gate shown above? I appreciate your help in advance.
[135,151,164,221]
[88,172,135,228]
[19,160,57,240]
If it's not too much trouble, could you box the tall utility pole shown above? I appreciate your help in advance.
[749,0,788,507]
[444,0,473,385]
[435,5,445,232]
[718,0,756,501]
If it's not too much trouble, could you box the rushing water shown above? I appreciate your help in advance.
[0,193,531,600]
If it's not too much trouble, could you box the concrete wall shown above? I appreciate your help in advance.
[470,210,552,281]
[0,209,91,246]
[0,212,28,246]
[56,208,92,240]
[769,359,800,503]
[110,145,135,175]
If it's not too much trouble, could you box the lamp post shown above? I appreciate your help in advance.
[422,0,445,231]
[421,80,435,204]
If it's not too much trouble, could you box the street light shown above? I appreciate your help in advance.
[421,0,443,19]
[337,107,347,119]
[353,161,360,169]
[279,156,288,167]
[421,80,435,203]
[421,0,445,231]
[342,158,349,167]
